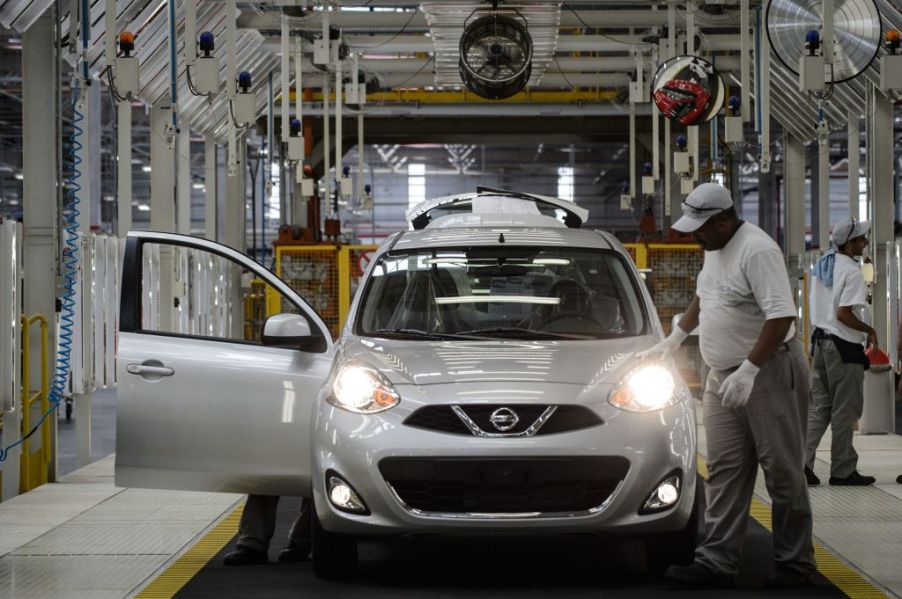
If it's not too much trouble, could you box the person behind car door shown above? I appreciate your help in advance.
[638,183,815,589]
[805,217,877,487]
[223,496,311,565]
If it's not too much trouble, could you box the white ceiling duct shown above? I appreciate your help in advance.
[421,1,560,88]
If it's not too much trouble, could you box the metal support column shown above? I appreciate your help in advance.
[150,98,175,336]
[117,102,132,238]
[818,133,830,249]
[784,132,806,258]
[205,136,218,240]
[18,14,58,489]
[848,109,860,218]
[177,127,191,235]
[869,86,894,348]
[224,136,246,339]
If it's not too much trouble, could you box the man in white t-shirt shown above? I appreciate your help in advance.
[805,218,877,487]
[640,183,814,589]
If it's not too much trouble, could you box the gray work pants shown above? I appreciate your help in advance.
[236,495,311,553]
[696,338,815,577]
[805,339,865,478]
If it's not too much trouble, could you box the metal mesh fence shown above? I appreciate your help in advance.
[646,244,703,335]
[276,246,342,338]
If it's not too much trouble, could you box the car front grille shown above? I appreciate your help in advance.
[404,404,602,436]
[380,456,629,514]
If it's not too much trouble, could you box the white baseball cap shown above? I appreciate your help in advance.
[671,183,734,233]
[832,217,870,246]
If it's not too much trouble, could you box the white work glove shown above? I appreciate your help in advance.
[719,359,761,409]
[635,326,690,360]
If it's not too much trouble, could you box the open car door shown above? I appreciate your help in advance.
[115,232,334,496]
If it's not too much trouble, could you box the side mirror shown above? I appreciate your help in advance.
[262,313,317,349]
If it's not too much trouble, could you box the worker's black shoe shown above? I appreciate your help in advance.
[664,562,736,587]
[223,545,267,566]
[829,471,875,486]
[278,543,310,563]
[804,466,820,486]
[765,569,812,589]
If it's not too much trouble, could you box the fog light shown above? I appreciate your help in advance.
[641,473,681,514]
[327,474,368,514]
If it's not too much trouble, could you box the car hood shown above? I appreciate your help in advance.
[339,336,655,387]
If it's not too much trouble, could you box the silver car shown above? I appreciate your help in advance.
[116,189,697,580]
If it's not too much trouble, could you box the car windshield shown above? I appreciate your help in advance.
[357,246,647,340]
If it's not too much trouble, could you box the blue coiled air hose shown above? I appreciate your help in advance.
[0,81,83,464]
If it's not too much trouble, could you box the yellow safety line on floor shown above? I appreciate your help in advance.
[697,455,888,599]
[134,502,244,599]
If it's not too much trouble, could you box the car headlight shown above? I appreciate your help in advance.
[329,363,400,414]
[608,364,687,412]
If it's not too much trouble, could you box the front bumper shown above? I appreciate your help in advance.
[312,382,696,537]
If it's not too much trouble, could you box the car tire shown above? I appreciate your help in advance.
[311,502,358,580]
[644,476,701,575]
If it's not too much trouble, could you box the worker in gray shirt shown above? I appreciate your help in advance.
[805,218,876,486]
[640,183,814,589]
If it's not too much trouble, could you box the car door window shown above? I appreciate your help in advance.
[139,241,318,347]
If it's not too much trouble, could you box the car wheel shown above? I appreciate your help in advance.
[311,502,358,580]
[644,476,700,575]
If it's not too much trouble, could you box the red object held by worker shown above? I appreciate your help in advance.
[865,346,891,366]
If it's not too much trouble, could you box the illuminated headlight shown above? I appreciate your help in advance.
[327,473,368,514]
[329,363,400,414]
[608,364,687,412]
[641,473,682,514]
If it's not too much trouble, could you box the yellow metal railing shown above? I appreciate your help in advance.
[20,314,51,493]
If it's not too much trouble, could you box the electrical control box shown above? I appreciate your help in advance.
[339,177,353,196]
[724,115,743,143]
[799,54,826,92]
[620,194,632,211]
[345,82,366,105]
[234,93,255,126]
[642,175,655,195]
[673,151,691,175]
[115,56,139,95]
[288,136,304,162]
[300,177,315,196]
[194,57,219,96]
[629,81,649,104]
[680,177,695,195]
[313,39,330,65]
[880,54,902,92]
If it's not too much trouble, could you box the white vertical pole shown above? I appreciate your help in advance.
[117,102,132,238]
[177,127,191,235]
[184,0,197,67]
[629,103,636,200]
[205,136,218,240]
[335,48,343,198]
[759,2,771,172]
[226,0,237,175]
[281,17,289,145]
[848,110,859,218]
[104,0,116,67]
[686,1,698,182]
[740,0,750,121]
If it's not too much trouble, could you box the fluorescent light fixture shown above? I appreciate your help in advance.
[192,183,206,190]
[425,257,467,264]
[533,258,570,265]
[435,296,560,305]
[13,173,23,181]
[141,165,152,173]
[137,203,150,211]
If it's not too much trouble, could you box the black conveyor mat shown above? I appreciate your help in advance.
[175,488,846,598]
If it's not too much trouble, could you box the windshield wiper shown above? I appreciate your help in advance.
[368,328,480,340]
[456,327,590,340]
